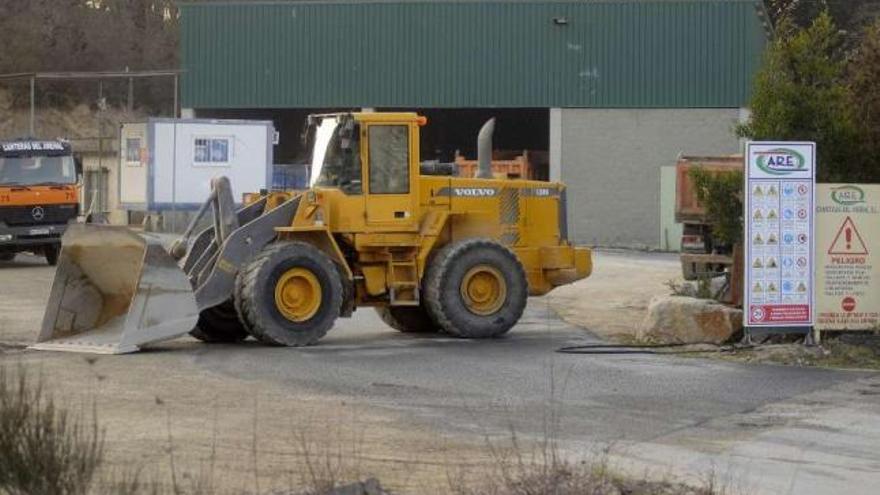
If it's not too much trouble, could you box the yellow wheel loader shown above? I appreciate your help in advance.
[33,113,592,354]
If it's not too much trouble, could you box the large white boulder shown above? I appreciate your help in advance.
[677,275,729,300]
[638,295,742,345]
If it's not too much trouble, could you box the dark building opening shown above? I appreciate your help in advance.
[196,107,550,181]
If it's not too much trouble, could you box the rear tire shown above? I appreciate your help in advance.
[190,300,249,343]
[235,241,343,346]
[44,245,59,266]
[375,306,437,333]
[424,239,527,338]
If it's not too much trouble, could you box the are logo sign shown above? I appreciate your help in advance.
[755,148,807,175]
[831,185,866,206]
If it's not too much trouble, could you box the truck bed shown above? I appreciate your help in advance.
[675,155,743,224]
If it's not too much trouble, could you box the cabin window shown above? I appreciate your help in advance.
[310,118,363,194]
[368,125,409,194]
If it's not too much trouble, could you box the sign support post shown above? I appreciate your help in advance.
[744,142,816,341]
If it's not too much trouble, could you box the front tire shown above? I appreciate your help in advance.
[424,239,527,338]
[235,241,343,346]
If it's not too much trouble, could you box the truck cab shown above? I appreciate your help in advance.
[0,139,81,265]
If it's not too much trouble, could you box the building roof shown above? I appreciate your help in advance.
[180,0,769,109]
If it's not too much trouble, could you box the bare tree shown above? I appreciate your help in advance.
[0,0,178,111]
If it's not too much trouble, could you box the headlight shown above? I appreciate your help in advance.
[0,234,13,242]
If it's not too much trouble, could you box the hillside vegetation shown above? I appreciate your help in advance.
[0,89,143,142]
[0,0,177,113]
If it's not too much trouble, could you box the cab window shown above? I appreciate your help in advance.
[311,118,362,195]
[0,155,77,186]
[368,125,409,194]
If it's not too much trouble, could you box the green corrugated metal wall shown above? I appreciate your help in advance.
[180,0,768,109]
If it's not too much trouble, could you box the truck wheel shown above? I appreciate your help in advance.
[375,306,437,333]
[190,300,249,343]
[44,245,59,266]
[235,241,343,346]
[0,253,14,262]
[424,239,527,338]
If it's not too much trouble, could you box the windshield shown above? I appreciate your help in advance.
[309,117,362,194]
[0,155,77,186]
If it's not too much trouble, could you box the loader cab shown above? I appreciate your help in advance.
[307,112,422,232]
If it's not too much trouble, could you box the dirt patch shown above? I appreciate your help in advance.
[1,354,737,495]
[547,250,682,340]
[708,334,880,370]
[0,350,496,494]
[0,255,55,346]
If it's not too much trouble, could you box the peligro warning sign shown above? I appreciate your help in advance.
[744,142,816,327]
[816,184,880,330]
[826,216,868,255]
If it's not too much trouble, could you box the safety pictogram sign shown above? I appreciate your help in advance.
[827,216,869,256]
[744,142,816,328]
[816,185,880,331]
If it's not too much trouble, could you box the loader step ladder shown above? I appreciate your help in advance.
[388,257,419,306]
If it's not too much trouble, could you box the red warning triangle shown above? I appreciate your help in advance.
[828,216,869,255]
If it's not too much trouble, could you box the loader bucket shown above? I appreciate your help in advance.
[32,224,199,354]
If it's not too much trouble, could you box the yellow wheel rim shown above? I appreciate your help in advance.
[274,267,322,322]
[460,265,507,316]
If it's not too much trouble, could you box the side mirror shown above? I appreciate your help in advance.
[74,156,83,177]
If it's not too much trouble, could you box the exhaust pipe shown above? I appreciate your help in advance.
[476,118,495,179]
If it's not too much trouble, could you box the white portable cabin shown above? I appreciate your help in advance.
[119,118,275,211]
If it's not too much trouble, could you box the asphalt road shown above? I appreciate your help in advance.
[2,251,879,494]
[191,303,858,444]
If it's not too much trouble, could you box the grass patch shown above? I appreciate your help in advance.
[447,448,733,495]
[0,366,104,495]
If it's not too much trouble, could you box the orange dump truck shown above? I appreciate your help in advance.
[0,140,81,265]
[454,150,548,181]
[675,155,742,280]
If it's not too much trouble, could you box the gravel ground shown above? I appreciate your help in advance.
[1,251,879,494]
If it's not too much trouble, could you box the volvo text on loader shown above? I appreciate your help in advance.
[34,113,592,354]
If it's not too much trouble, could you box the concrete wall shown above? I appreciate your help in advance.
[659,165,683,252]
[559,108,742,248]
